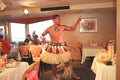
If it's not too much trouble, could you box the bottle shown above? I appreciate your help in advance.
[108,44,114,61]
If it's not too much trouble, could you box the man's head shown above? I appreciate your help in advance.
[53,15,60,19]
[27,34,31,39]
[53,15,61,25]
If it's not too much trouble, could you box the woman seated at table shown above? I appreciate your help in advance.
[32,35,41,45]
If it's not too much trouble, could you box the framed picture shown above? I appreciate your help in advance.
[80,18,98,32]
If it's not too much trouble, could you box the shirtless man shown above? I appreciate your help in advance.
[40,15,81,80]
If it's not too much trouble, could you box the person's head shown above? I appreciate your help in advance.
[53,15,61,25]
[0,35,3,39]
[26,34,31,39]
[34,35,38,39]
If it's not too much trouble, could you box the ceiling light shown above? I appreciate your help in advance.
[24,8,29,14]
[0,0,6,10]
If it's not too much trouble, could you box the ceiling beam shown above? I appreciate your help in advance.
[0,2,116,16]
[70,2,116,10]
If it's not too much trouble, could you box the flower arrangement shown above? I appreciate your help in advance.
[80,18,98,32]
[81,20,95,30]
[108,40,115,45]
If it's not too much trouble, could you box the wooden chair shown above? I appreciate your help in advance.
[101,41,108,50]
[77,42,83,61]
[18,45,33,65]
[29,45,42,61]
[29,45,51,72]
[18,41,25,46]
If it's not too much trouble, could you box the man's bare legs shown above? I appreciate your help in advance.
[63,62,80,80]
[51,62,80,80]
[51,64,61,80]
[51,65,57,77]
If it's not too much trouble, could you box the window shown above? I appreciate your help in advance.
[29,20,53,41]
[10,20,53,43]
[10,23,25,42]
[0,26,5,35]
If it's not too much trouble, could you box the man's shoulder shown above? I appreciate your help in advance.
[48,26,53,28]
[46,26,54,30]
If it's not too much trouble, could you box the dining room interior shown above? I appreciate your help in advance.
[0,0,120,80]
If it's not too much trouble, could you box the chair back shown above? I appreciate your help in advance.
[18,45,33,65]
[77,42,83,60]
[18,45,30,58]
[29,45,42,58]
[29,45,42,61]
[22,61,40,80]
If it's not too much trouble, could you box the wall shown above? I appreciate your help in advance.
[60,11,116,60]
[116,0,120,80]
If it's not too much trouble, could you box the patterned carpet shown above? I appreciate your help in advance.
[39,58,95,80]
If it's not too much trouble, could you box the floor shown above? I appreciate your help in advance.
[39,57,95,80]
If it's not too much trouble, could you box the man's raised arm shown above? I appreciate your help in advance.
[64,16,82,31]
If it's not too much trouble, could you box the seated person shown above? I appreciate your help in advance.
[32,35,41,45]
[0,35,11,54]
[7,48,18,61]
[24,34,32,45]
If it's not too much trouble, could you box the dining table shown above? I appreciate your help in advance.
[0,62,29,80]
[91,57,116,80]
[81,45,105,64]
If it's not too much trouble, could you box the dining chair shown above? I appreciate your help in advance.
[29,45,49,72]
[77,42,83,61]
[10,41,17,47]
[29,45,42,61]
[22,61,40,80]
[18,45,33,65]
[18,41,25,46]
[101,41,109,50]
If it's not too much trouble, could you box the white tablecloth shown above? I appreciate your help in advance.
[81,45,105,64]
[91,58,116,80]
[0,62,29,80]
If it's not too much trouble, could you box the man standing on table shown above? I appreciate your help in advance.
[40,15,81,80]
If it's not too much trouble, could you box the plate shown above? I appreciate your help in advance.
[6,62,20,68]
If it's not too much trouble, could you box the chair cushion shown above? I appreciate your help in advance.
[26,70,39,80]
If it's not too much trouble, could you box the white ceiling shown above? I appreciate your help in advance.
[0,0,116,20]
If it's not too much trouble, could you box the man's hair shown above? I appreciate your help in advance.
[27,34,31,37]
[53,15,60,19]
[0,35,3,39]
